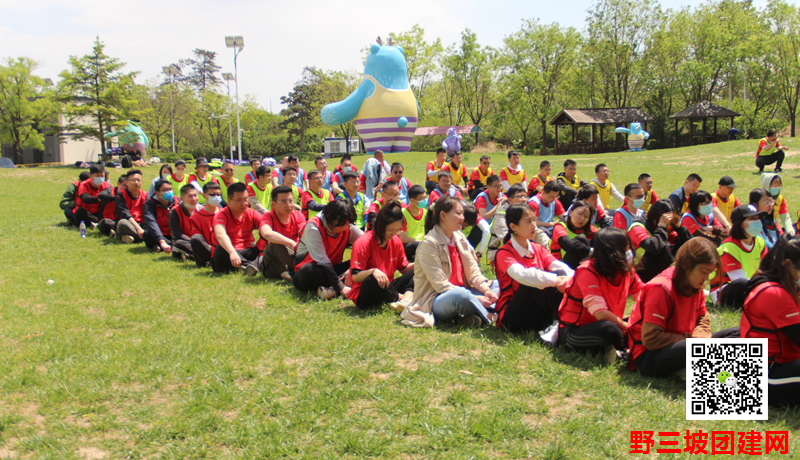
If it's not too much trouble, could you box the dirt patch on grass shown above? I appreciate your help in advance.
[20,403,45,428]
[394,359,419,371]
[0,448,18,459]
[77,447,108,459]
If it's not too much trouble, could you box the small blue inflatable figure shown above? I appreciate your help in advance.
[615,122,650,151]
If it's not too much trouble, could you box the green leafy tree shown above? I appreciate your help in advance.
[768,0,800,136]
[318,70,360,152]
[444,29,495,143]
[0,57,61,164]
[280,67,322,152]
[58,36,138,159]
[388,25,443,102]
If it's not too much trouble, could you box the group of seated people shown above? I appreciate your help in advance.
[59,148,800,405]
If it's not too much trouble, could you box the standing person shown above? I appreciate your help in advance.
[612,183,646,231]
[258,185,307,280]
[591,163,625,210]
[468,155,494,200]
[212,182,262,275]
[399,185,428,262]
[499,150,526,192]
[760,173,795,237]
[494,204,573,333]
[363,149,392,207]
[142,179,176,253]
[680,191,726,245]
[442,151,468,196]
[169,184,200,259]
[61,171,91,226]
[188,158,217,205]
[148,164,173,196]
[245,157,261,184]
[628,200,693,283]
[750,188,782,249]
[429,171,463,203]
[527,160,554,198]
[292,199,364,299]
[190,182,223,268]
[638,173,658,213]
[73,164,111,228]
[711,175,741,232]
[550,200,595,269]
[246,166,273,214]
[271,155,307,189]
[389,162,413,205]
[332,154,357,195]
[349,201,415,310]
[425,148,448,192]
[558,227,644,362]
[313,156,334,192]
[166,159,189,193]
[400,196,498,328]
[97,174,126,236]
[488,184,551,265]
[115,169,148,244]
[527,181,566,237]
[755,129,789,173]
[627,238,740,378]
[473,175,507,224]
[668,173,702,214]
[713,205,767,308]
[301,169,333,220]
[366,181,400,230]
[336,171,366,229]
[556,159,588,210]
[741,235,800,405]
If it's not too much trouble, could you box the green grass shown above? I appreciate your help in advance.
[2,140,800,459]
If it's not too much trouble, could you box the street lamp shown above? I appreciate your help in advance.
[224,36,244,161]
[162,65,179,154]
[222,72,236,161]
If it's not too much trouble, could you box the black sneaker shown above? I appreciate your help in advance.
[775,167,783,173]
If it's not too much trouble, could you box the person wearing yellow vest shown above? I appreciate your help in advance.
[499,150,527,192]
[218,160,240,198]
[527,160,554,198]
[188,158,219,205]
[637,173,658,213]
[398,185,428,262]
[712,205,768,309]
[425,148,448,192]
[166,159,189,196]
[556,159,588,210]
[280,167,303,211]
[301,170,333,220]
[468,155,495,200]
[760,172,795,237]
[246,166,274,214]
[335,171,366,229]
[756,129,789,173]
[710,175,741,232]
[590,163,624,210]
[668,173,702,215]
[442,151,468,196]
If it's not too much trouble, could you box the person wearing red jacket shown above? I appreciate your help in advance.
[97,174,126,236]
[212,182,262,275]
[169,184,199,260]
[190,182,222,268]
[73,164,111,228]
[142,179,176,253]
[257,185,307,280]
[115,169,147,244]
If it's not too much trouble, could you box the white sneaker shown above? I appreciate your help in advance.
[109,229,116,239]
[121,235,134,244]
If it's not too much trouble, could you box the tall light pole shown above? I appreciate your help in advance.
[222,72,236,161]
[162,65,178,154]
[225,36,244,161]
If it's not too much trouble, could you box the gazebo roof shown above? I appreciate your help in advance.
[549,108,654,126]
[669,101,740,119]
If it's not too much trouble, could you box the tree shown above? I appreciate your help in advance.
[388,25,443,101]
[59,36,138,159]
[318,70,360,152]
[280,67,322,152]
[769,0,800,136]
[0,57,61,164]
[444,29,495,143]
[178,49,222,94]
[134,78,198,153]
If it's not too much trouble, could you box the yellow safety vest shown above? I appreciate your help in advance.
[193,174,215,204]
[307,189,331,219]
[166,174,189,195]
[642,190,654,212]
[402,206,427,241]
[718,237,766,279]
[469,167,495,190]
[502,166,526,187]
[595,180,614,209]
[249,182,273,211]
[711,192,737,223]
[449,162,466,186]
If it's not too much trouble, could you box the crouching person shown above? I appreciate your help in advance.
[190,183,222,268]
[115,169,147,244]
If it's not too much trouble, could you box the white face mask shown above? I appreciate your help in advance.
[626,249,634,265]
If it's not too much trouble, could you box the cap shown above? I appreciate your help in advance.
[730,204,766,222]
[719,175,736,188]
[195,158,209,168]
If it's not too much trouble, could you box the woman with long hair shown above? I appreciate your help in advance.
[712,205,768,308]
[750,188,782,249]
[550,199,595,269]
[148,163,174,196]
[680,190,726,245]
[627,199,692,283]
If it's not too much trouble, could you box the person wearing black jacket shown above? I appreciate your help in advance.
[74,164,111,228]
[627,199,693,283]
[169,184,199,259]
[115,169,148,244]
[142,179,176,252]
[61,171,91,226]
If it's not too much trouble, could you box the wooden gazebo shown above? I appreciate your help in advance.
[549,108,654,154]
[669,101,740,147]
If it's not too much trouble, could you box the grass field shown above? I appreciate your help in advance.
[2,140,800,459]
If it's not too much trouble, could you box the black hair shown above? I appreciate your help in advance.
[462,201,478,226]
[374,200,405,246]
[564,159,576,168]
[756,234,800,305]
[223,160,234,167]
[687,173,702,183]
[767,129,777,137]
[307,170,321,180]
[436,148,446,154]
[480,155,491,162]
[425,195,461,234]
[591,227,633,279]
[117,174,127,184]
[688,190,712,217]
[543,181,559,194]
[227,182,247,199]
[408,185,426,200]
[155,179,172,192]
[127,169,142,178]
[282,166,298,176]
[502,204,536,244]
[175,159,187,168]
[287,155,299,163]
[567,200,595,238]
[749,188,769,205]
[486,174,501,186]
[623,183,642,196]
[78,171,91,182]
[249,157,261,166]
[507,183,526,198]
[729,213,754,241]
[271,185,293,203]
[179,184,196,196]
[342,171,358,182]
[594,163,607,173]
[340,154,352,164]
[539,160,550,169]
[89,164,105,174]
[159,164,173,176]
[381,180,398,192]
[644,199,675,234]
[577,184,599,200]
[322,199,356,228]
[203,181,221,193]
[637,173,651,182]
[256,165,271,178]
[314,156,324,165]
[437,171,452,180]
[508,150,520,159]
[391,162,404,171]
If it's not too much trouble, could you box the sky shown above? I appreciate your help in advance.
[0,0,774,113]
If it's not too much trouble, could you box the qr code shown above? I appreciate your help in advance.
[686,338,768,420]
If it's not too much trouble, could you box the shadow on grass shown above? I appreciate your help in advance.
[614,365,684,399]
[549,345,609,372]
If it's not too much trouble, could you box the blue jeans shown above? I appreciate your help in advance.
[431,287,492,324]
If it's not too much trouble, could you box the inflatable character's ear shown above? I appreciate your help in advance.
[396,46,404,55]
[370,43,380,54]
[376,36,383,46]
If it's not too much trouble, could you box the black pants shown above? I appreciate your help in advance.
[260,243,294,279]
[64,208,77,226]
[425,180,437,195]
[500,285,563,333]
[74,207,101,226]
[143,230,167,251]
[558,191,576,211]
[718,278,749,309]
[756,151,784,171]
[634,327,741,377]
[191,234,214,268]
[292,261,350,293]
[356,270,415,310]
[404,241,420,262]
[768,359,800,405]
[559,321,626,355]
[172,238,193,256]
[212,245,260,273]
[466,225,482,251]
[117,219,143,243]
[562,246,592,271]
[98,218,116,235]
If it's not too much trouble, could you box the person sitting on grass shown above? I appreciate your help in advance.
[556,159,588,210]
[398,185,428,262]
[74,163,111,229]
[442,151,469,196]
[142,179,176,253]
[460,202,491,259]
[499,150,526,193]
[97,174,126,236]
[348,201,415,311]
[363,149,391,207]
[246,166,273,214]
[245,157,261,184]
[166,159,190,194]
[755,129,789,173]
[400,196,498,328]
[590,163,624,210]
[638,173,658,213]
[668,173,702,214]
[147,164,172,196]
[257,185,307,281]
[749,188,781,249]
[332,154,357,195]
[301,170,333,220]
[212,182,262,275]
[493,204,573,333]
[188,158,217,205]
[115,169,148,244]
[550,199,595,270]
[313,156,334,192]
[488,184,551,266]
[612,183,646,231]
[190,182,222,268]
[169,184,200,260]
[425,148,448,192]
[558,227,644,364]
[711,205,767,309]
[366,181,400,231]
[760,172,795,237]
[280,166,303,210]
[61,171,91,226]
[292,199,364,300]
[527,160,554,198]
[336,171,366,229]
[467,155,494,200]
[741,235,800,405]
[389,162,413,205]
[571,184,611,229]
[217,160,240,198]
[272,154,307,190]
[680,190,726,245]
[429,171,463,203]
[710,175,740,232]
[626,237,740,378]
[473,174,507,224]
[628,199,692,283]
[527,181,566,237]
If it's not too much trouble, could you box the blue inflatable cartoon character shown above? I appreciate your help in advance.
[106,120,150,154]
[442,127,461,156]
[614,122,650,151]
[321,37,418,153]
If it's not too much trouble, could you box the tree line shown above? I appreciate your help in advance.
[2,0,800,165]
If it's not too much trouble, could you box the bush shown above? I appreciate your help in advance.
[180,153,195,161]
